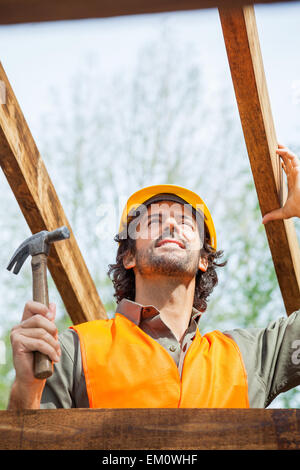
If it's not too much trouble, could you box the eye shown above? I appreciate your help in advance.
[148,218,160,227]
[181,220,195,229]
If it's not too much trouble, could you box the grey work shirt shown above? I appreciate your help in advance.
[41,299,300,409]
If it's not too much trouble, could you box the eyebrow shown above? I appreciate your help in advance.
[147,213,195,223]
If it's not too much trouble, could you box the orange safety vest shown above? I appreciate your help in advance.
[71,313,249,408]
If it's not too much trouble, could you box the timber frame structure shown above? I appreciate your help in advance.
[0,0,300,451]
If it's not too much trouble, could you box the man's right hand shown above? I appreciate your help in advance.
[8,301,61,409]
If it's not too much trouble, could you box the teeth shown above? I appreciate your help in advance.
[159,241,182,247]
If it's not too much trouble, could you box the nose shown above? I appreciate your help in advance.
[161,216,180,237]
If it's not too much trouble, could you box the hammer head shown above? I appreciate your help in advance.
[7,226,70,275]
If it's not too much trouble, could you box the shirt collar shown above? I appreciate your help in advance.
[116,298,202,326]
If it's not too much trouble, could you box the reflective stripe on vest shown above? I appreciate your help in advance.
[71,313,249,408]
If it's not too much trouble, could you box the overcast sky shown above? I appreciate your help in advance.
[0,2,299,149]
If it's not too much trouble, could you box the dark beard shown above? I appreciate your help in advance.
[135,245,200,279]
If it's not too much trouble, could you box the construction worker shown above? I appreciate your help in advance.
[7,144,300,409]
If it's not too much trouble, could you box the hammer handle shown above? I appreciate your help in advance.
[31,253,53,379]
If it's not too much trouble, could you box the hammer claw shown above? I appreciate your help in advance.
[7,245,29,274]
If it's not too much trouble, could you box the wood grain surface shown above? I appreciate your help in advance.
[219,6,300,316]
[0,0,296,24]
[0,408,299,450]
[0,62,107,324]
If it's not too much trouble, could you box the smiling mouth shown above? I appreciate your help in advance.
[156,239,185,249]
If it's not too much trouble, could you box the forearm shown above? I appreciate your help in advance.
[7,379,45,410]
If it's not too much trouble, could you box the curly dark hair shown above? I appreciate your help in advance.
[107,212,227,313]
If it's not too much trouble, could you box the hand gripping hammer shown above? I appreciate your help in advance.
[7,226,70,379]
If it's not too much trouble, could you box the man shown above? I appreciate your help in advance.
[7,144,300,409]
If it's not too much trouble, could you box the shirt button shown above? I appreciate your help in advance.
[169,345,177,352]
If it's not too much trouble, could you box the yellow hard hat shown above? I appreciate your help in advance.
[119,184,217,250]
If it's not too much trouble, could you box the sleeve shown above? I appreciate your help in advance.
[40,328,89,409]
[223,310,300,408]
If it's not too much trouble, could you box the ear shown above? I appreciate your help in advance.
[198,256,208,272]
[123,251,136,270]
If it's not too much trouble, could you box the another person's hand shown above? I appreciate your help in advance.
[262,144,300,224]
[8,301,60,409]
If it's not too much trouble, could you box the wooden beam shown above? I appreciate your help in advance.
[219,6,300,316]
[0,62,107,324]
[0,0,297,25]
[1,408,300,450]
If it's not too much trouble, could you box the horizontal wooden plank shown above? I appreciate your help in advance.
[0,62,107,324]
[219,6,300,315]
[0,0,297,24]
[0,408,300,450]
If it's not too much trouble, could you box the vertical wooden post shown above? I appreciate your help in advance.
[219,5,300,315]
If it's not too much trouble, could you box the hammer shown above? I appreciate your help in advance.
[7,226,70,379]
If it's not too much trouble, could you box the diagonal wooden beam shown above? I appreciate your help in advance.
[0,0,297,24]
[219,5,300,315]
[0,62,107,324]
